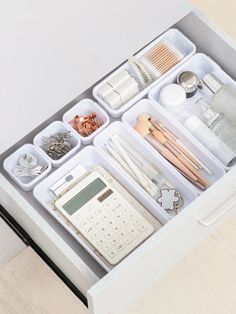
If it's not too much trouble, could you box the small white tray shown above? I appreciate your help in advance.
[3,143,51,191]
[33,121,81,168]
[63,98,110,145]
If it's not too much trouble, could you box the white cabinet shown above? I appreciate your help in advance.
[1,1,236,314]
[0,218,25,267]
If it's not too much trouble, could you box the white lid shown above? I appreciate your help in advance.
[0,0,192,153]
[184,115,204,133]
[159,84,186,109]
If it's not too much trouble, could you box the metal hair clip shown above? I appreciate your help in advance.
[41,132,75,160]
[70,113,101,137]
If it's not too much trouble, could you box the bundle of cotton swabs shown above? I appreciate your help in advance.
[105,134,173,199]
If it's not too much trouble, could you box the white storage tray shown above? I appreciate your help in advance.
[148,53,236,167]
[93,28,196,118]
[63,99,110,145]
[33,145,166,271]
[33,120,81,168]
[3,144,52,191]
[93,121,198,219]
[122,99,226,193]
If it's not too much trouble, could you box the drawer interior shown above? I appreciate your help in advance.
[1,10,236,301]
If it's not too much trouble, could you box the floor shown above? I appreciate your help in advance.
[1,1,236,313]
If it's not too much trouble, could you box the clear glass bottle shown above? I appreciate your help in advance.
[194,98,236,153]
[203,73,236,127]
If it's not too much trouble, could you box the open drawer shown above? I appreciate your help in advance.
[1,2,236,314]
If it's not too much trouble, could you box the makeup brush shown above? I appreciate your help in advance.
[138,113,212,175]
[150,127,209,188]
[134,121,202,185]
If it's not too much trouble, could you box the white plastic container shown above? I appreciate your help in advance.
[3,144,51,191]
[63,98,110,145]
[93,29,196,118]
[148,53,236,167]
[122,99,226,193]
[33,145,166,271]
[93,121,198,219]
[33,121,81,168]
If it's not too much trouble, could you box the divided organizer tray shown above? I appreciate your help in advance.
[93,28,196,118]
[33,146,164,271]
[93,121,198,219]
[148,53,236,168]
[122,99,225,193]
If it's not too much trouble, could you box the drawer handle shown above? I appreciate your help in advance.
[198,201,236,227]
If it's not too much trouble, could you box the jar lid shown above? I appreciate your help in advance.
[177,71,202,97]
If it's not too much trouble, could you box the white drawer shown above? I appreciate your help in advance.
[1,6,236,314]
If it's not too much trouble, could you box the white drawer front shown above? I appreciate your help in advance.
[87,168,236,314]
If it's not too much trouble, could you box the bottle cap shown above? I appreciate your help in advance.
[184,115,204,133]
[203,73,223,94]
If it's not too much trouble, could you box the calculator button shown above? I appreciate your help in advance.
[93,220,101,228]
[120,218,128,226]
[105,232,112,239]
[116,243,125,252]
[103,202,112,210]
[124,234,133,244]
[96,238,106,247]
[111,205,121,213]
[114,210,123,220]
[128,212,135,220]
[99,224,108,233]
[118,230,126,238]
[139,223,148,232]
[79,221,90,232]
[107,217,115,227]
[102,243,112,252]
[108,249,117,258]
[101,213,109,221]
[128,226,141,238]
[88,214,96,223]
[111,195,119,202]
[112,225,121,233]
[90,230,100,240]
[87,226,94,234]
[110,238,118,246]
[133,217,142,226]
[95,207,103,215]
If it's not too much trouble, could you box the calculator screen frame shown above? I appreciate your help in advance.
[62,178,107,215]
[54,171,113,219]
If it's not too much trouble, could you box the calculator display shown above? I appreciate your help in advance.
[63,178,106,215]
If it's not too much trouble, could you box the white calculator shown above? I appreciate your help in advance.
[55,171,154,265]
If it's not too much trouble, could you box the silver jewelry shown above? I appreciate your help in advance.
[41,131,75,160]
